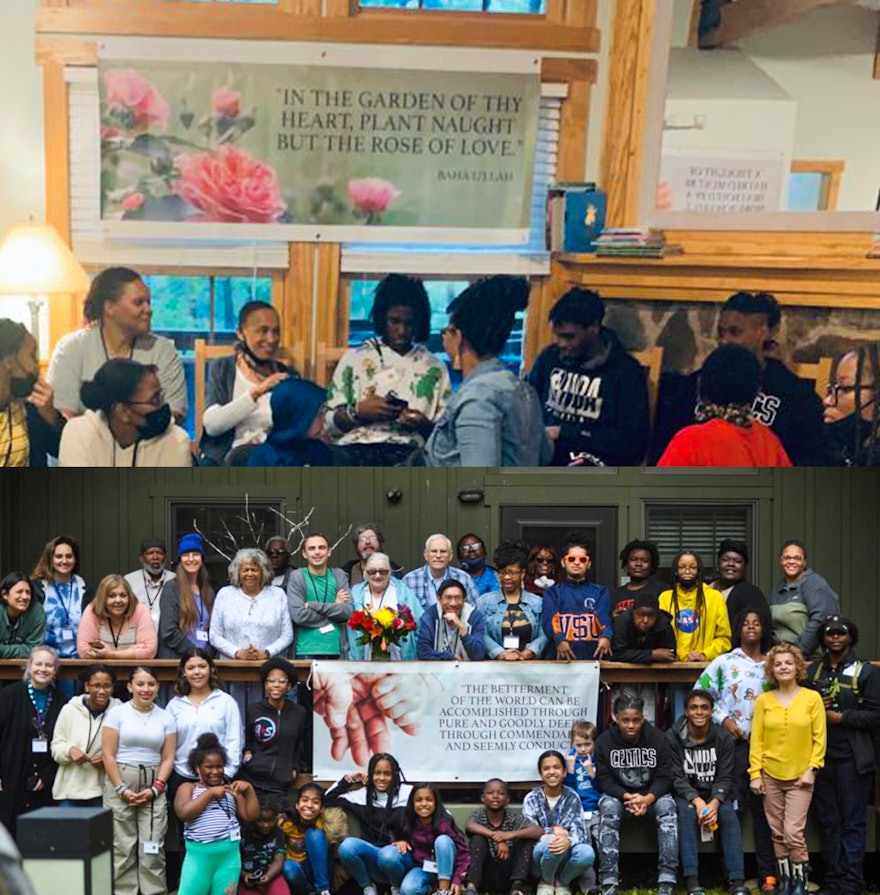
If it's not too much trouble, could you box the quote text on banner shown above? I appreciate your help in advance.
[311,661,600,781]
[98,61,540,237]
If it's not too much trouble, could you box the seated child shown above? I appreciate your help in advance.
[564,721,601,894]
[522,750,595,895]
[464,778,541,895]
[239,796,288,895]
[280,783,331,895]
[396,783,470,895]
[327,753,414,895]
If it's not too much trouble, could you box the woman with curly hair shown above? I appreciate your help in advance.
[523,545,558,597]
[749,644,826,895]
[426,275,551,467]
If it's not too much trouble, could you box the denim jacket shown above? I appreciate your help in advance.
[424,358,552,467]
[477,589,548,658]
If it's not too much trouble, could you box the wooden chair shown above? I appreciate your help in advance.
[792,357,832,399]
[193,339,305,442]
[315,342,349,387]
[631,346,664,430]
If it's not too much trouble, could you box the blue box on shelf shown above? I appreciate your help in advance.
[546,183,607,253]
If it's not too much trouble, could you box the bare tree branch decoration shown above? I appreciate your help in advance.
[192,494,352,561]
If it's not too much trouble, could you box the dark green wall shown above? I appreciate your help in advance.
[2,468,878,654]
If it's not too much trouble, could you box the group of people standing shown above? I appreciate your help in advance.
[1,267,875,468]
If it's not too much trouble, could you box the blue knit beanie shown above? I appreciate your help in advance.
[177,532,204,556]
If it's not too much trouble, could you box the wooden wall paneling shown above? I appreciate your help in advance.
[316,242,343,349]
[323,0,354,16]
[278,0,321,13]
[599,0,657,228]
[36,38,97,66]
[283,243,317,376]
[41,63,82,353]
[37,5,600,52]
[546,0,597,28]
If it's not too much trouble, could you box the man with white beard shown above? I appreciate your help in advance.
[124,538,174,629]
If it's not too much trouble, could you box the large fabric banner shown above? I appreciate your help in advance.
[311,661,600,781]
[97,51,540,242]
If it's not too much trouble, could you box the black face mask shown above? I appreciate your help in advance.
[135,403,172,441]
[10,372,38,399]
[237,339,278,372]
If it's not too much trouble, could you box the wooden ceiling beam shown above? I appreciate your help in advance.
[700,0,850,48]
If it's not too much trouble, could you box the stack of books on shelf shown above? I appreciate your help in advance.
[594,227,684,258]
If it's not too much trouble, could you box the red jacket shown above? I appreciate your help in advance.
[657,418,793,467]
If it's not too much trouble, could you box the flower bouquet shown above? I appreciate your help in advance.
[347,605,418,661]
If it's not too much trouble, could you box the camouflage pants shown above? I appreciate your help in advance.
[597,793,679,885]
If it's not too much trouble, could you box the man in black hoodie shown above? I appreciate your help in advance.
[650,291,826,466]
[526,288,649,466]
[667,689,748,895]
[594,694,678,895]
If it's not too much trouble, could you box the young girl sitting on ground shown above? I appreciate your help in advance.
[327,753,414,895]
[396,783,470,895]
[173,733,260,895]
[522,750,595,895]
[238,795,288,895]
[280,783,331,895]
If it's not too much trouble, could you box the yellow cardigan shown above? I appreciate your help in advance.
[748,687,826,781]
[658,585,731,660]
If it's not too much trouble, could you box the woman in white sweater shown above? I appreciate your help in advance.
[51,663,121,806]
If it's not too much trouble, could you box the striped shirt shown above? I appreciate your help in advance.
[184,785,240,843]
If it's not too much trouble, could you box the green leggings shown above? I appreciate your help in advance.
[179,838,241,895]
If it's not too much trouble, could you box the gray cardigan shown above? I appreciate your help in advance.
[286,567,352,657]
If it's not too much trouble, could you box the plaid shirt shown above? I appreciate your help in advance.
[402,564,480,612]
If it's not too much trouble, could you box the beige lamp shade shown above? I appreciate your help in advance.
[0,221,90,295]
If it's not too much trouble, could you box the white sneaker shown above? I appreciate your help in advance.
[555,885,572,895]
[391,887,401,895]
[364,887,378,895]
[537,883,555,895]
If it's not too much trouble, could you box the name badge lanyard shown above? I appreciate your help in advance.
[85,710,107,755]
[28,682,53,741]
[143,571,164,611]
[53,579,79,635]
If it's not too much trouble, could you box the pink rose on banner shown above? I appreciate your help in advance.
[103,68,170,133]
[210,87,241,119]
[121,192,145,212]
[348,177,401,224]
[174,146,288,223]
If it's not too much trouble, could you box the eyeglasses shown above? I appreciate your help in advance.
[266,548,288,556]
[265,677,290,686]
[563,555,589,564]
[498,569,523,578]
[366,569,390,576]
[825,382,871,405]
[459,543,483,555]
[128,389,166,409]
[358,535,378,544]
[677,565,699,572]
[781,555,805,563]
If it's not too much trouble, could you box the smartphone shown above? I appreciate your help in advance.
[386,390,409,410]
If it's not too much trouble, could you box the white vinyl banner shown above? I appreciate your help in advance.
[311,661,600,781]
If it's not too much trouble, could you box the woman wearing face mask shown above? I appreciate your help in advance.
[199,301,297,467]
[48,267,187,421]
[58,358,191,466]
[0,319,64,466]
[0,646,68,835]
[0,572,47,658]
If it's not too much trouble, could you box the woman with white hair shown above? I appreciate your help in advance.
[348,552,423,660]
[209,548,293,661]
[0,645,67,834]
